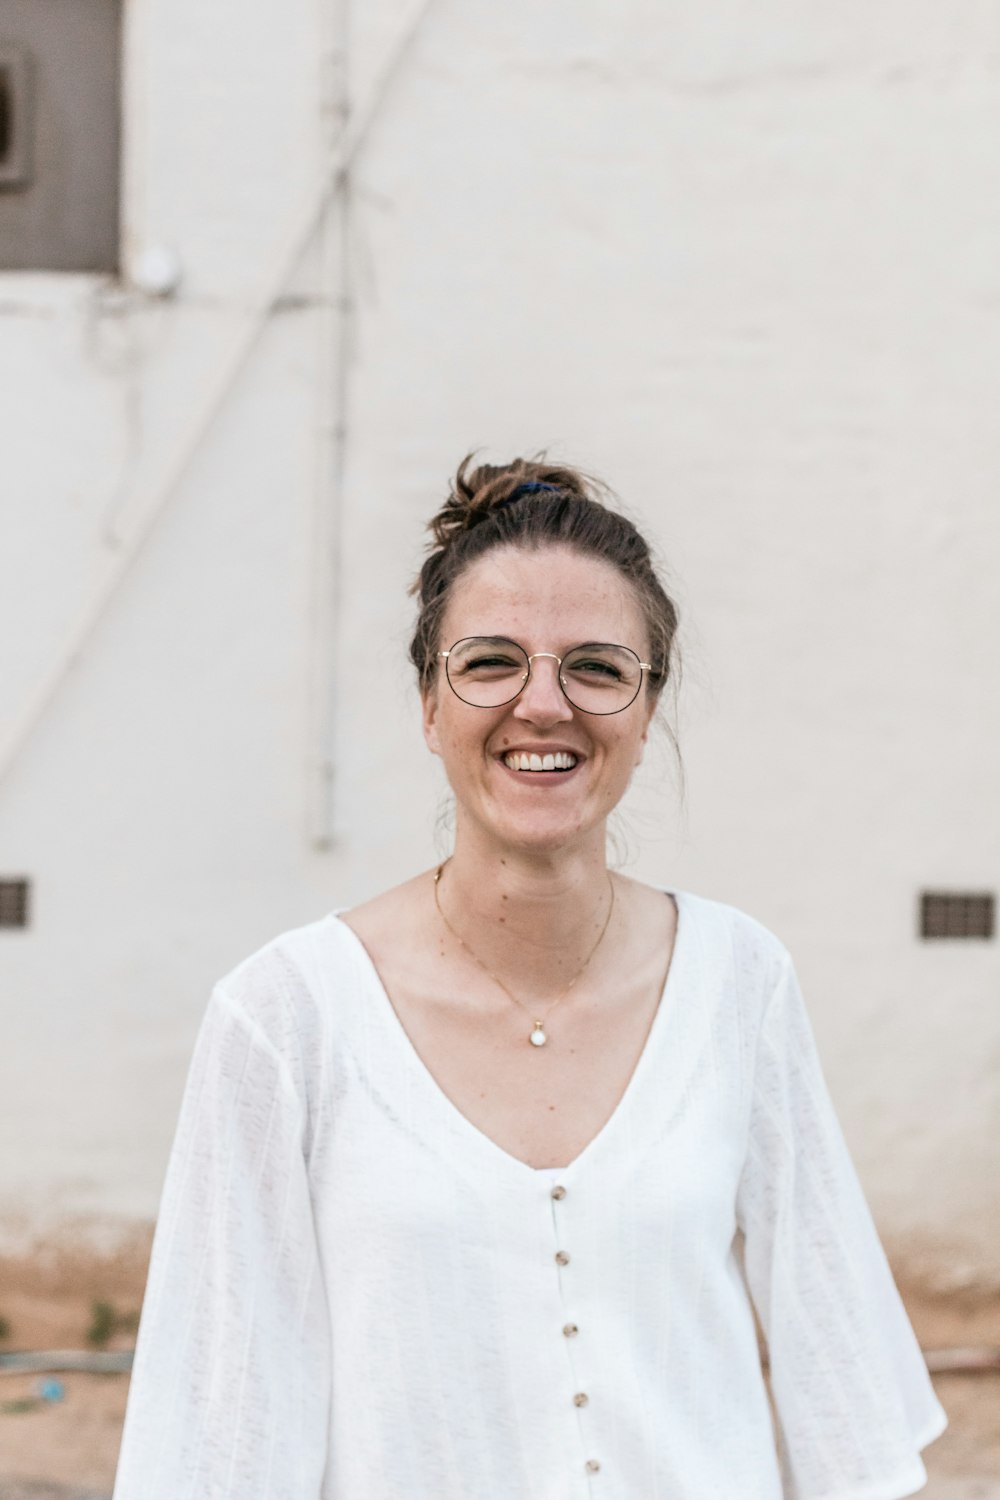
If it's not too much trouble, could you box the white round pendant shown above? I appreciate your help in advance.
[529,1026,548,1047]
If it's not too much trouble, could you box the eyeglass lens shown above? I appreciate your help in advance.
[444,637,643,714]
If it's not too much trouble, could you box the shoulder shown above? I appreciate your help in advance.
[669,893,806,1090]
[336,870,431,958]
[220,909,341,1000]
[198,908,381,1149]
[672,887,795,994]
[209,908,366,1074]
[333,870,444,1004]
[213,870,433,1043]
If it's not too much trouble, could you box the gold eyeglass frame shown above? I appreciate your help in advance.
[436,637,654,716]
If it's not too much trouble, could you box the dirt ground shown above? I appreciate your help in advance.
[1,1238,998,1499]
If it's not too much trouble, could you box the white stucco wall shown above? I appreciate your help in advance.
[0,1,997,1284]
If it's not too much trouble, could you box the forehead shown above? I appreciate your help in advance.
[442,545,647,650]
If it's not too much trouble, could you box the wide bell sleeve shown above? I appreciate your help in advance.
[735,952,948,1500]
[113,983,331,1500]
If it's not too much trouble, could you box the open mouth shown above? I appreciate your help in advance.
[502,751,579,773]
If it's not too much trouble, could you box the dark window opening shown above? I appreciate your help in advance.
[0,42,31,190]
[0,64,11,161]
[920,891,994,941]
[0,878,30,928]
[0,1,120,267]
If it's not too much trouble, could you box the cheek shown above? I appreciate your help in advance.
[437,726,466,764]
[427,705,491,770]
[605,730,646,787]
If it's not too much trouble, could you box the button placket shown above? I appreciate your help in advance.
[547,1179,603,1485]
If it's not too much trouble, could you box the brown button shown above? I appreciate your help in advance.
[551,1184,567,1200]
[585,1459,601,1473]
[573,1392,589,1407]
[555,1250,570,1266]
[562,1323,578,1338]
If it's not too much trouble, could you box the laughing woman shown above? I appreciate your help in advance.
[113,456,947,1500]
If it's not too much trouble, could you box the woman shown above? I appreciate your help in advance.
[113,456,947,1500]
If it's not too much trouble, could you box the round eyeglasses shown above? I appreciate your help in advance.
[437,637,653,715]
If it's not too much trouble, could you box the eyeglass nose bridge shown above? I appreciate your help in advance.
[520,651,569,700]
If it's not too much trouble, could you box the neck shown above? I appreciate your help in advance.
[437,821,614,1000]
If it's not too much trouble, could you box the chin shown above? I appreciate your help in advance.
[483,811,601,855]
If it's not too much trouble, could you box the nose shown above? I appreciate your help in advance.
[512,654,574,725]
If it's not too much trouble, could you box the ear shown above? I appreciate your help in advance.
[422,683,442,756]
[634,699,655,766]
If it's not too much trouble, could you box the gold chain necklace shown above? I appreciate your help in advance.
[433,860,616,1048]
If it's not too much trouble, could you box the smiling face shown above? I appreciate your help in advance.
[422,545,656,857]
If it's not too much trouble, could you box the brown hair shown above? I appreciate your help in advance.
[409,454,680,702]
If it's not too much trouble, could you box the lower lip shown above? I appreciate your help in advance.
[497,758,583,783]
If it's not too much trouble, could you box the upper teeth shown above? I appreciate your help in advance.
[503,751,578,771]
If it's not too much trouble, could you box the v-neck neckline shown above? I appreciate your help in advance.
[326,888,688,1186]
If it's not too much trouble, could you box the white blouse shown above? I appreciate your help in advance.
[113,890,947,1500]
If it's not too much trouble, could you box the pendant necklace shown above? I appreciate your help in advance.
[433,859,616,1047]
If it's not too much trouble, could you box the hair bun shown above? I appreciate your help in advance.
[428,454,589,551]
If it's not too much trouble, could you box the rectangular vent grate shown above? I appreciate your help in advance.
[0,878,30,928]
[920,891,994,940]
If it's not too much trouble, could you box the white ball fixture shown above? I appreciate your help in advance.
[131,244,183,297]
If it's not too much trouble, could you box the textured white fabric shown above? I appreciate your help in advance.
[113,890,946,1500]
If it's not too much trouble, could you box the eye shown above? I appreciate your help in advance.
[455,651,524,675]
[467,654,518,670]
[565,656,626,682]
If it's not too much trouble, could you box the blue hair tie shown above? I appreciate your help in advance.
[497,481,562,509]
